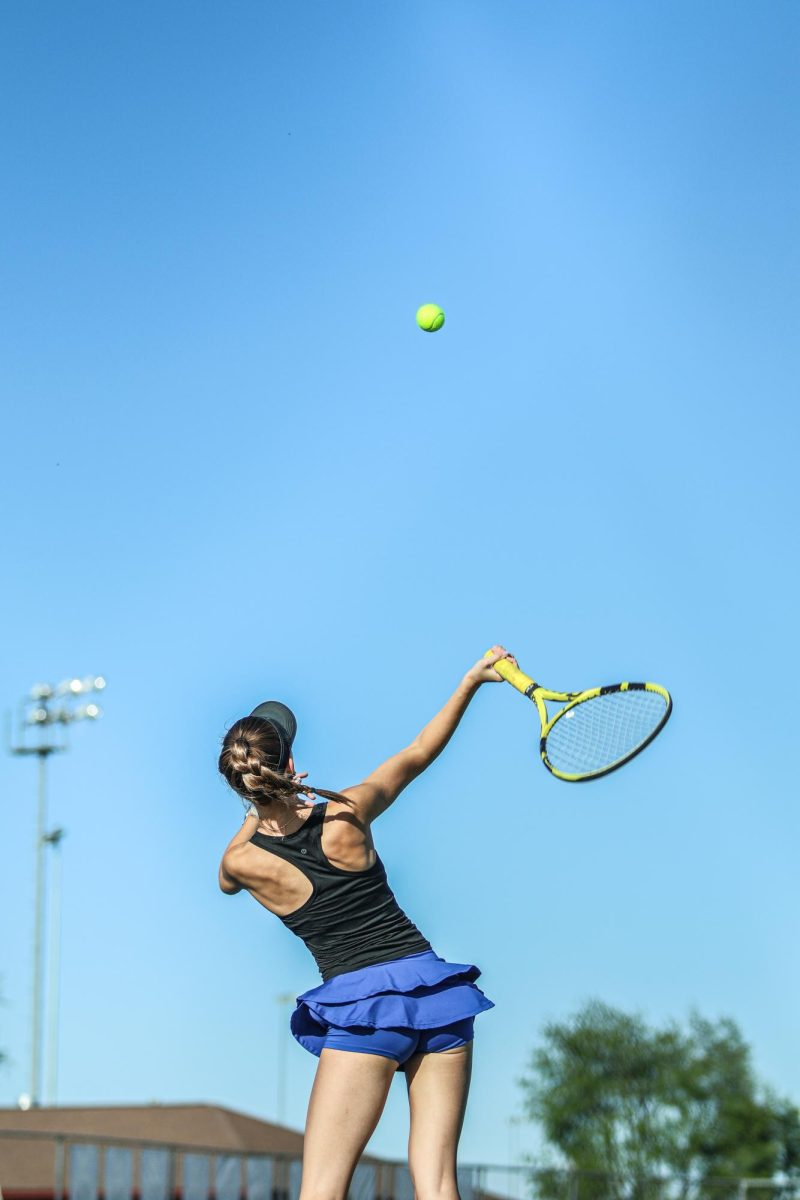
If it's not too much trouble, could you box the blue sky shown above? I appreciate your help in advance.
[1,0,798,1168]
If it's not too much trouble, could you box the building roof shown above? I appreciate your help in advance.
[0,1103,304,1156]
[0,1102,346,1193]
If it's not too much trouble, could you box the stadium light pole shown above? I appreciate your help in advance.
[44,826,65,1105]
[8,675,106,1108]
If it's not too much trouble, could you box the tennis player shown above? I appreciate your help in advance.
[217,646,515,1200]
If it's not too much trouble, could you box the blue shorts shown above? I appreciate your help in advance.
[291,950,493,1065]
[322,1015,475,1067]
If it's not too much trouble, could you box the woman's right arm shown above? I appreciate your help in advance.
[339,646,515,823]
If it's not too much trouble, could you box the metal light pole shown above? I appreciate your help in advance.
[9,675,106,1108]
[44,827,65,1105]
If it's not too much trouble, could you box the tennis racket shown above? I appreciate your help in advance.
[486,650,672,782]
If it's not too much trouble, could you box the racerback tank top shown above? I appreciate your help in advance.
[249,801,431,981]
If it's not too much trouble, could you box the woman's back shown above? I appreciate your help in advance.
[225,800,432,980]
[223,799,375,915]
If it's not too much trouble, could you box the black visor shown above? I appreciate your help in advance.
[248,701,297,772]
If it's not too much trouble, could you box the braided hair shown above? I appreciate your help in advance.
[218,716,350,813]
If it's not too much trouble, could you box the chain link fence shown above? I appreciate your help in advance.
[473,1164,799,1200]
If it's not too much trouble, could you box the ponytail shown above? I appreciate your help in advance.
[219,716,352,812]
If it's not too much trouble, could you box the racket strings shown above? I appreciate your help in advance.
[544,689,668,778]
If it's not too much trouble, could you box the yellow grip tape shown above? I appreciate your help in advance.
[483,649,536,695]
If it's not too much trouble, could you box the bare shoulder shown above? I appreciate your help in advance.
[322,795,370,838]
[222,840,248,871]
[332,783,381,824]
[221,839,268,883]
[321,795,376,869]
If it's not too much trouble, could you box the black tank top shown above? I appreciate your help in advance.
[249,801,432,981]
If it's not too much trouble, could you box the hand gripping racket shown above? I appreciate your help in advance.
[485,651,672,782]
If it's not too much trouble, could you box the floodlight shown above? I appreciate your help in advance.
[73,704,101,721]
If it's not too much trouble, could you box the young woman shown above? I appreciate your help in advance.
[217,646,515,1200]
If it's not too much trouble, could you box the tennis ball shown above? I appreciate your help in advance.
[416,303,445,332]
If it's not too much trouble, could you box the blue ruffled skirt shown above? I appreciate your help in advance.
[290,949,494,1057]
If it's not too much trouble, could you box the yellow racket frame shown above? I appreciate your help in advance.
[484,650,672,782]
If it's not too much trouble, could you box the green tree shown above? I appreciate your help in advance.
[520,1001,800,1200]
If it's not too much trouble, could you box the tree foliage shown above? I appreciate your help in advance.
[520,1001,800,1199]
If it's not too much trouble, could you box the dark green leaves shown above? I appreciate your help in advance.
[520,1001,799,1200]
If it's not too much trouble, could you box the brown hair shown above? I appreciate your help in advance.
[218,716,350,813]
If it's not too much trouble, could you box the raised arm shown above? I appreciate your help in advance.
[340,646,516,823]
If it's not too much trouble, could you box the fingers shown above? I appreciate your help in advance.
[487,645,517,667]
[473,646,519,684]
[472,646,519,684]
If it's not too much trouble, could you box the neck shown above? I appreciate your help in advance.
[256,799,310,830]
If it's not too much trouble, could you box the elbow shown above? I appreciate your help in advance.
[408,739,437,769]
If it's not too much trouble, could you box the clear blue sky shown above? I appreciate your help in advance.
[1,0,798,1168]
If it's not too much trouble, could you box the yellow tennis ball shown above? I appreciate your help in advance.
[416,303,445,332]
